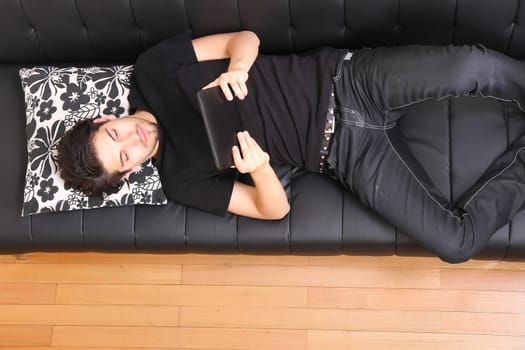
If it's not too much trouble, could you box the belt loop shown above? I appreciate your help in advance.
[344,51,353,61]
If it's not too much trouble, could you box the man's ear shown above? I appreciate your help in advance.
[94,114,117,124]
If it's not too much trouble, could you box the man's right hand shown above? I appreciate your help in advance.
[227,131,290,220]
[232,131,269,174]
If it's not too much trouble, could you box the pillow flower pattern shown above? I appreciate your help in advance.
[19,66,167,216]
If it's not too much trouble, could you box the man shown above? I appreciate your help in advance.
[58,30,525,262]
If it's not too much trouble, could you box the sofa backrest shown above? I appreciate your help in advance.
[2,0,525,64]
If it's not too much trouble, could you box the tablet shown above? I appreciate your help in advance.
[196,86,245,170]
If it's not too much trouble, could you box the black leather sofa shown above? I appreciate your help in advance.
[2,0,525,260]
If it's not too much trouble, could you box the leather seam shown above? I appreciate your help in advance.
[506,0,521,54]
[448,98,453,202]
[450,0,458,43]
[288,0,296,50]
[18,0,49,60]
[183,0,194,32]
[80,210,85,246]
[463,145,525,209]
[132,205,137,249]
[72,0,97,59]
[129,0,145,51]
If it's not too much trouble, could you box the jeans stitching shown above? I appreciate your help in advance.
[383,94,525,212]
[478,93,525,113]
[341,118,395,130]
[332,50,351,82]
[333,64,343,81]
[386,92,524,114]
[463,145,525,208]
[338,107,396,130]
[383,110,465,222]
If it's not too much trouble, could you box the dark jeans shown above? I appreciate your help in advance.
[326,45,525,263]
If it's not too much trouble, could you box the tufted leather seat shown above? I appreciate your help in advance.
[1,0,525,260]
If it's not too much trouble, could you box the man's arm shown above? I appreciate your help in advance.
[227,132,290,220]
[192,31,260,100]
[192,31,290,220]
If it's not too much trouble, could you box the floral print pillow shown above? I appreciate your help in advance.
[19,66,167,216]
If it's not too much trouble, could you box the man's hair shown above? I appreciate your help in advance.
[57,119,126,197]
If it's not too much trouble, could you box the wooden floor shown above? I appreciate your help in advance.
[0,253,524,350]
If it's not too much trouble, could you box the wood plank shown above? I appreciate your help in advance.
[182,264,440,288]
[0,252,305,266]
[2,253,525,269]
[0,254,61,264]
[308,287,525,313]
[0,305,179,326]
[0,283,56,304]
[180,306,441,332]
[441,269,525,291]
[0,326,51,346]
[0,252,524,349]
[56,284,308,307]
[0,252,307,265]
[0,348,174,350]
[441,312,525,336]
[308,255,525,270]
[51,326,307,350]
[0,264,182,284]
[56,253,310,266]
[307,330,525,350]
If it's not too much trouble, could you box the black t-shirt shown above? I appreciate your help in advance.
[130,32,339,215]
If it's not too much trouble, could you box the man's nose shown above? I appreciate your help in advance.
[121,130,140,147]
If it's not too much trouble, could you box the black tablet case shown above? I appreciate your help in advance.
[196,86,245,170]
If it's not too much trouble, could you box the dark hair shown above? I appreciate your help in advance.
[57,119,126,197]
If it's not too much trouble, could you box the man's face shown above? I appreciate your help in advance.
[92,114,159,178]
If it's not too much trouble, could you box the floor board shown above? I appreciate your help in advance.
[0,253,524,349]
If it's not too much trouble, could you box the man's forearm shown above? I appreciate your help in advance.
[226,31,260,74]
[228,131,288,220]
[250,164,290,220]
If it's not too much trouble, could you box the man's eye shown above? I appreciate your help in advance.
[113,130,118,140]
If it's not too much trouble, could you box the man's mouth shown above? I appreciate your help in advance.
[138,126,148,145]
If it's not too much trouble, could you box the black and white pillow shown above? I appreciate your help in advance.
[19,65,167,216]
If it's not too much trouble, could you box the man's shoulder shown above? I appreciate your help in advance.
[135,31,196,68]
[157,158,235,216]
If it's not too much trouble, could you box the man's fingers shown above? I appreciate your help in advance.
[205,71,249,101]
[232,145,243,166]
[239,131,261,162]
[220,81,234,101]
[220,81,247,101]
[230,83,242,100]
[205,79,237,101]
[232,81,248,100]
[202,82,214,90]
[233,131,270,174]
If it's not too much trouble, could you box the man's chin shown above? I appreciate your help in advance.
[149,140,160,159]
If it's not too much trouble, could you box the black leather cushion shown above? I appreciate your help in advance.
[2,0,525,63]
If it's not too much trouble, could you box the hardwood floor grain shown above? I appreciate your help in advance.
[0,253,524,350]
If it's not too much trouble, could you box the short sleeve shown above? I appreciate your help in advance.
[137,30,197,66]
[128,73,152,114]
[129,30,197,115]
[162,169,236,216]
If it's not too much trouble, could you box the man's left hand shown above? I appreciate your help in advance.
[203,69,249,101]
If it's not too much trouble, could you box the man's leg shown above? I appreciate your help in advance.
[335,44,525,126]
[328,45,525,262]
[328,119,525,263]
